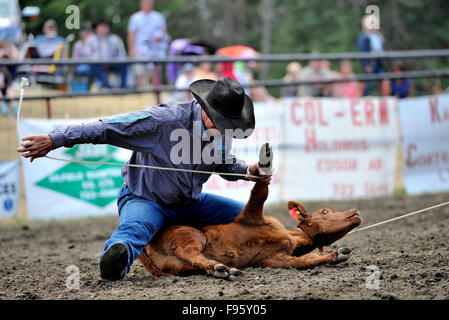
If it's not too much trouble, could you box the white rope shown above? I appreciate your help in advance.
[16,77,261,179]
[348,200,449,234]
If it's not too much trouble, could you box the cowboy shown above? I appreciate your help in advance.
[17,77,272,281]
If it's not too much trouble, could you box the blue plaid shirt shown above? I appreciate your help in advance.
[48,100,248,206]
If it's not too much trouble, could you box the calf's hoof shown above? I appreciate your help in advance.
[212,264,244,280]
[332,247,352,263]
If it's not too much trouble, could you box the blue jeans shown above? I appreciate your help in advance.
[91,65,128,89]
[101,184,245,274]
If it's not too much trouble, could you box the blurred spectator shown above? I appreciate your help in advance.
[218,61,237,80]
[194,61,218,80]
[319,60,340,97]
[173,63,198,101]
[128,0,169,88]
[390,64,413,99]
[357,14,384,96]
[432,79,444,95]
[234,59,273,102]
[72,22,93,79]
[298,59,326,97]
[281,62,301,98]
[34,19,64,58]
[0,39,19,114]
[335,60,361,98]
[85,20,128,89]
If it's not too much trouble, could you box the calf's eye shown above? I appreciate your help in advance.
[322,210,328,214]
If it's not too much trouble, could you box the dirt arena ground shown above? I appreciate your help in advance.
[1,191,448,300]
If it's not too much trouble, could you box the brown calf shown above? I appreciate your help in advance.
[138,181,362,279]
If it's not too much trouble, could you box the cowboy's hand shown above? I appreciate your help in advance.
[16,134,53,162]
[247,162,273,185]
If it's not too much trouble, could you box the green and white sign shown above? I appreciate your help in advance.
[20,118,131,220]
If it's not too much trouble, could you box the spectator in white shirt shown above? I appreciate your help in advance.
[128,0,169,88]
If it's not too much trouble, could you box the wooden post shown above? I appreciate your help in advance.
[46,98,52,119]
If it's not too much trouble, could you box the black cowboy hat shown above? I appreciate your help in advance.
[189,77,255,139]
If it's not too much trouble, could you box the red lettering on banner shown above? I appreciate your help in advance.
[316,158,358,172]
[333,183,354,197]
[365,100,375,125]
[290,100,328,127]
[351,99,389,126]
[364,182,388,196]
[305,128,318,152]
[429,96,441,123]
[305,100,315,125]
[206,177,221,190]
[368,158,383,171]
[350,99,362,126]
[317,101,328,126]
[291,101,302,125]
[304,128,368,152]
[249,127,280,142]
[405,143,449,168]
[379,99,389,124]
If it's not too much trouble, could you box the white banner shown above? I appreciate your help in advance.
[0,160,20,218]
[281,97,400,200]
[399,94,449,194]
[20,118,131,220]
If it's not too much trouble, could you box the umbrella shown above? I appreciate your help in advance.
[217,45,257,59]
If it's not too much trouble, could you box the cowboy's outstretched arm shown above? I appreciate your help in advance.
[17,108,163,162]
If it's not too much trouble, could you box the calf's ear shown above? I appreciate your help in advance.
[287,201,308,221]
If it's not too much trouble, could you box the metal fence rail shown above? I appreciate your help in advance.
[3,69,449,102]
[1,49,449,67]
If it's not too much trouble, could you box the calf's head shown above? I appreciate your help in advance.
[287,201,362,253]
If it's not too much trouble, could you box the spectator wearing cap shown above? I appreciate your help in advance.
[34,19,64,58]
[128,0,169,88]
[85,20,128,89]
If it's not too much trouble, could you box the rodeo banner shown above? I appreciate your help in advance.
[0,160,20,218]
[280,97,400,201]
[399,94,449,194]
[19,118,132,220]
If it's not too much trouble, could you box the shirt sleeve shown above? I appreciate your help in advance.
[48,108,164,153]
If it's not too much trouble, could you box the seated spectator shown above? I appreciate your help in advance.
[34,19,64,58]
[298,59,325,97]
[390,64,413,99]
[72,22,93,77]
[194,61,218,80]
[335,60,361,98]
[173,63,198,101]
[281,62,301,98]
[85,20,128,89]
[319,59,339,97]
